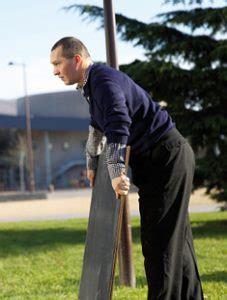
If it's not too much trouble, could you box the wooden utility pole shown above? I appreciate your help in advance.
[103,0,136,288]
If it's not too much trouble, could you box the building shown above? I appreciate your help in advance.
[0,91,90,190]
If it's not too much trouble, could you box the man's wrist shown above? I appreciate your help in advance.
[108,164,126,180]
[86,156,98,170]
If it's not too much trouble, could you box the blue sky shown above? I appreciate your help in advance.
[0,0,224,99]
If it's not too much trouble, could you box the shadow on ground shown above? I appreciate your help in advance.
[201,271,227,283]
[0,226,87,257]
[132,218,227,241]
[0,216,226,257]
[190,219,227,239]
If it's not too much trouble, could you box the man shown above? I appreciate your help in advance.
[50,36,204,299]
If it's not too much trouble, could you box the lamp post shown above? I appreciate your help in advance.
[8,62,35,192]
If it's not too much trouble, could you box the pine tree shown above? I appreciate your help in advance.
[64,1,227,201]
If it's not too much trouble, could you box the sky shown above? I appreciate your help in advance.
[0,0,224,100]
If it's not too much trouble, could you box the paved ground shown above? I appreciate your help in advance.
[0,188,223,223]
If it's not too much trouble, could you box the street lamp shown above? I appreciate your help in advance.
[8,61,35,192]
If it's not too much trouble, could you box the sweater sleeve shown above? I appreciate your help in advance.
[92,80,131,145]
[86,125,106,170]
[86,126,126,179]
[88,71,130,178]
[106,142,126,179]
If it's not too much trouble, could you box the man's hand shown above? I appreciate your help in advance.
[87,170,95,188]
[111,174,130,198]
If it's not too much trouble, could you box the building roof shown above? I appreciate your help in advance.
[0,99,17,116]
[17,91,90,118]
[0,91,90,131]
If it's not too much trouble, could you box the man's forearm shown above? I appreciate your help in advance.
[86,126,126,180]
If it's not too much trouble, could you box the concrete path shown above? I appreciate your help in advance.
[0,188,222,223]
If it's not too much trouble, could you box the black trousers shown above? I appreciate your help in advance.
[130,128,204,300]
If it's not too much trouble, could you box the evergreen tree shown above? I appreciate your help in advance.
[64,1,227,201]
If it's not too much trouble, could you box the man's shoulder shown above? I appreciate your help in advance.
[91,63,121,78]
[90,64,128,90]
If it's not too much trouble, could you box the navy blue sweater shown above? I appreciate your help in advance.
[84,63,174,155]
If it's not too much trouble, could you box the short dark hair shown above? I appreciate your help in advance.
[51,36,91,59]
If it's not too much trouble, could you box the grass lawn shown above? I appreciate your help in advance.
[0,212,226,300]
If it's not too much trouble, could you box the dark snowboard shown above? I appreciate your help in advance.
[78,150,122,300]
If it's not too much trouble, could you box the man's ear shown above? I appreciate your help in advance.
[74,54,82,64]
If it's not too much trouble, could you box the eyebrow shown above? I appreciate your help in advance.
[51,59,59,65]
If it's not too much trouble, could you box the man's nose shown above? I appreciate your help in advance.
[53,67,59,76]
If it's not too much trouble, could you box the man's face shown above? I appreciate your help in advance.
[50,45,82,85]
